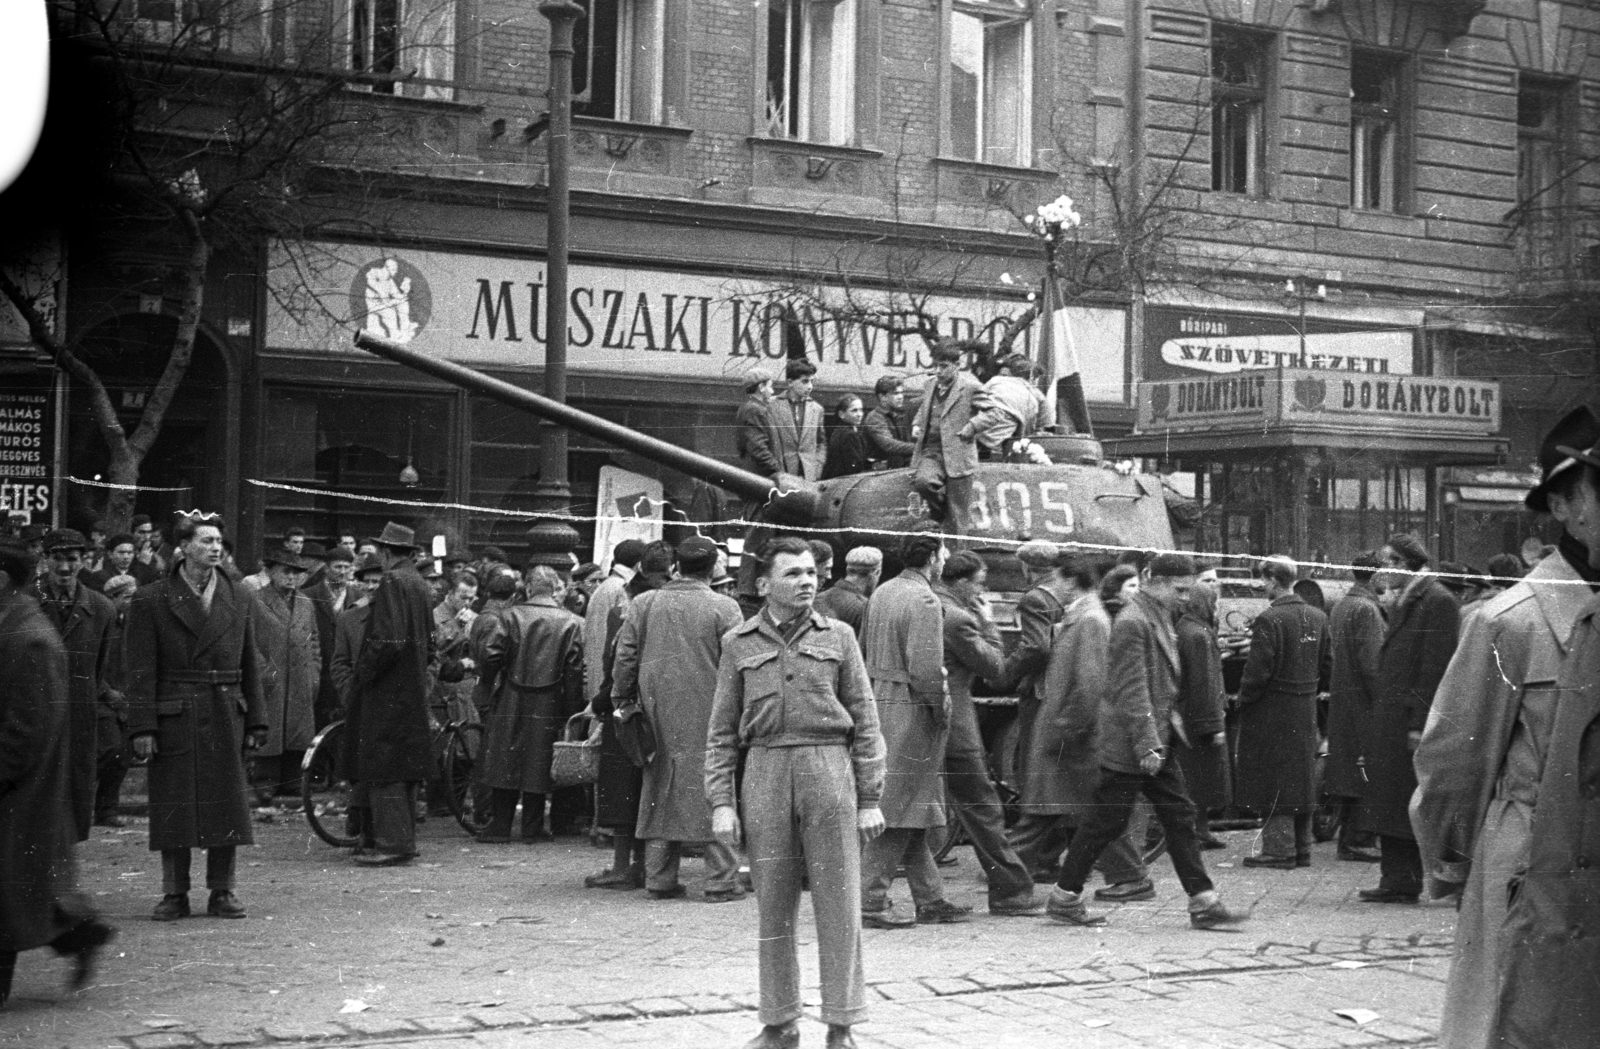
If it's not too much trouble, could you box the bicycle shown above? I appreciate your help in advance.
[301,717,485,846]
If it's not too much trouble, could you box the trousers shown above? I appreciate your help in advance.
[161,846,236,895]
[94,718,129,821]
[912,458,974,539]
[1261,813,1312,859]
[1009,804,1149,885]
[1378,834,1423,894]
[860,828,944,910]
[742,744,867,1028]
[645,839,740,893]
[350,782,418,856]
[944,704,1032,903]
[1056,761,1213,898]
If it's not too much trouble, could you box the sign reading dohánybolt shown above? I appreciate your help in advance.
[1137,368,1500,435]
[0,370,56,525]
[266,244,1127,399]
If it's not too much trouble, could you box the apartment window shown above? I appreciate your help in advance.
[1211,25,1270,195]
[1516,76,1571,271]
[574,0,665,123]
[948,0,1030,167]
[350,0,456,99]
[765,0,856,145]
[1350,50,1405,211]
[128,0,289,54]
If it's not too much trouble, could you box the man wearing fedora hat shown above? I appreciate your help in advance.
[340,523,435,865]
[30,528,121,841]
[1412,404,1600,1049]
[250,549,322,805]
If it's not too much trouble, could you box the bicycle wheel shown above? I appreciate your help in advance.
[441,722,488,835]
[302,720,358,848]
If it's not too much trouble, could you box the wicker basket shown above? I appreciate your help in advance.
[550,711,603,787]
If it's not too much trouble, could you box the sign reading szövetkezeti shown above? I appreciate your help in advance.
[1144,306,1415,381]
[0,370,56,525]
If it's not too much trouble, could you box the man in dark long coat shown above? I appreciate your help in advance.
[126,514,268,920]
[250,550,320,803]
[31,529,120,841]
[474,565,585,843]
[1324,552,1384,862]
[1236,557,1330,868]
[1172,582,1230,849]
[340,522,434,866]
[0,540,114,1007]
[1358,533,1459,902]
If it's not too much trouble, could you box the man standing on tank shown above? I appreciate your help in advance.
[707,537,885,1049]
[910,342,983,536]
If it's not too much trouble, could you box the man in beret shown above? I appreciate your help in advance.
[31,529,121,841]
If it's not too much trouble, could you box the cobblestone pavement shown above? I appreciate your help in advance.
[1,812,1457,1049]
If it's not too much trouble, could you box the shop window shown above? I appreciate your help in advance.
[1516,75,1572,274]
[1211,24,1271,196]
[261,386,453,547]
[349,0,456,100]
[574,0,665,123]
[1350,50,1407,212]
[948,0,1030,167]
[765,0,857,145]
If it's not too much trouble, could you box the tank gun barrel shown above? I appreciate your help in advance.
[353,331,817,524]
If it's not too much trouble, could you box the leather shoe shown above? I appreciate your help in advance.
[1031,867,1063,884]
[1189,897,1248,930]
[152,894,190,922]
[861,904,916,929]
[353,849,415,867]
[1045,887,1106,926]
[584,867,644,890]
[647,884,687,900]
[207,891,247,918]
[1338,846,1382,863]
[1357,886,1419,904]
[94,815,125,828]
[53,918,115,990]
[1296,852,1311,868]
[915,899,973,924]
[1094,878,1156,901]
[1242,854,1296,870]
[743,1022,799,1049]
[826,1024,858,1049]
[704,888,748,903]
[1196,832,1226,850]
[989,893,1045,917]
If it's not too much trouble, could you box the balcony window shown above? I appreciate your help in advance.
[350,0,456,100]
[1516,76,1572,273]
[1350,50,1406,211]
[765,0,857,145]
[948,0,1030,167]
[574,0,666,123]
[1211,25,1270,195]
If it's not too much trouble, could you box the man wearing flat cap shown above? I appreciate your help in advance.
[30,528,121,841]
[250,548,322,804]
[814,547,881,636]
[611,536,744,898]
[1413,404,1600,1049]
[340,523,435,865]
[1494,425,1600,1049]
[910,342,984,536]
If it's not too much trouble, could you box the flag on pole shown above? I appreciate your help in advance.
[1035,273,1094,436]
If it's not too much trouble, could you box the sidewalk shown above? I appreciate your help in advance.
[1,812,1456,1049]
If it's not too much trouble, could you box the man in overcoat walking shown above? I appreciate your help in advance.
[1411,406,1600,1049]
[1324,552,1384,862]
[1493,434,1600,1049]
[910,342,983,534]
[31,529,120,841]
[859,534,966,927]
[1236,557,1331,868]
[0,539,114,1007]
[474,566,585,842]
[707,537,885,1049]
[611,537,743,899]
[126,514,268,919]
[1358,532,1459,902]
[340,522,434,866]
[250,549,320,803]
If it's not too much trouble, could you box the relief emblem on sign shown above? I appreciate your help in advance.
[1292,376,1327,412]
[350,256,432,344]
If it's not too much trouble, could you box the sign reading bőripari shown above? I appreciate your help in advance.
[1136,368,1500,436]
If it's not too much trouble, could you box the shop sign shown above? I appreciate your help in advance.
[1137,368,1500,436]
[267,244,1127,400]
[0,370,56,525]
[592,466,662,565]
[1144,306,1414,382]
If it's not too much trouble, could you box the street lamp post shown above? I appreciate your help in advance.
[1282,278,1327,365]
[525,0,586,573]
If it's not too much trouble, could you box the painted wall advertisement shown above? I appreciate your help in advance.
[266,244,1128,402]
[1144,306,1416,382]
[0,370,57,525]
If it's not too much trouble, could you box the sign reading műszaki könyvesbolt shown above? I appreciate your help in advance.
[1138,369,1500,435]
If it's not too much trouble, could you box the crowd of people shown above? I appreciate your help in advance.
[2,403,1598,1049]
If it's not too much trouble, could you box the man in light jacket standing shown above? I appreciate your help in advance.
[611,537,744,901]
[767,358,827,481]
[910,341,983,535]
[858,533,968,927]
[1045,554,1245,930]
[1412,405,1600,1049]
